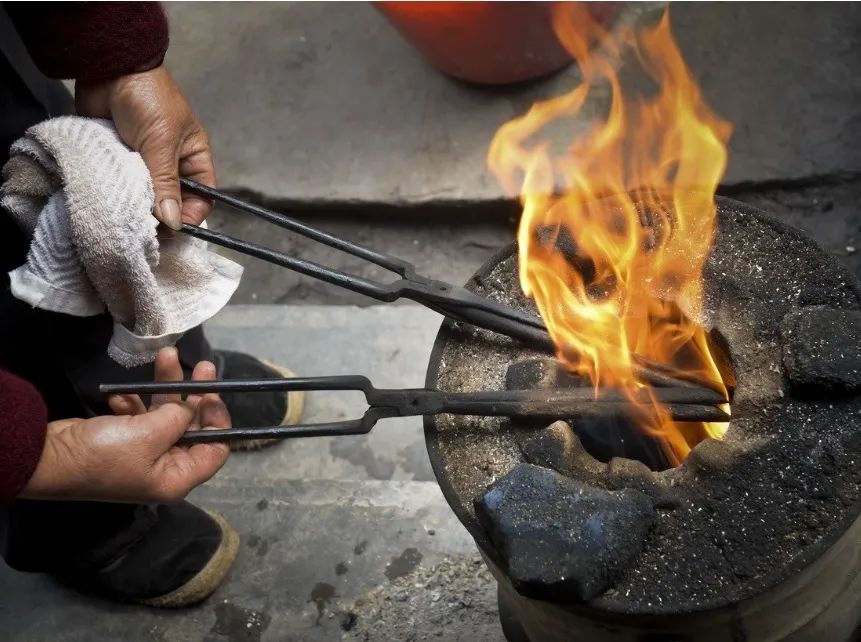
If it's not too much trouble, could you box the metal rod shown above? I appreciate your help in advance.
[177,420,369,444]
[633,354,726,391]
[175,402,728,445]
[182,224,395,301]
[181,179,411,274]
[433,399,729,422]
[101,375,373,396]
[102,379,726,405]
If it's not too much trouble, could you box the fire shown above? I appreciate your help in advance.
[488,5,732,465]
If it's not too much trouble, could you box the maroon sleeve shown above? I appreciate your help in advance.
[6,1,169,81]
[0,369,48,504]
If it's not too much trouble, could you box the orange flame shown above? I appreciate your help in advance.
[488,5,732,465]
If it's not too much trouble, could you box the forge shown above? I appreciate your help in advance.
[424,197,861,641]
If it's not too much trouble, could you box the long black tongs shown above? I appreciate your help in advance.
[179,179,551,348]
[177,179,717,390]
[100,375,728,444]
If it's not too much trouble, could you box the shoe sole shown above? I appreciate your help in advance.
[138,510,240,608]
[228,361,306,451]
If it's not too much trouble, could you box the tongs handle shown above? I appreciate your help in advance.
[179,180,721,392]
[101,374,374,396]
[102,375,390,444]
[180,178,412,275]
[179,179,553,346]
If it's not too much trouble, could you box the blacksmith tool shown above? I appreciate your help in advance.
[177,179,718,391]
[101,376,729,444]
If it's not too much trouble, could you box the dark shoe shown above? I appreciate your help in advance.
[72,502,239,608]
[213,350,305,450]
[4,500,240,607]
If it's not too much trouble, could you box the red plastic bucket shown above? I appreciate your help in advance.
[377,1,619,85]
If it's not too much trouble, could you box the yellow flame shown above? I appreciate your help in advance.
[488,6,733,465]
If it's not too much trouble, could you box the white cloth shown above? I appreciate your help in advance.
[1,117,243,367]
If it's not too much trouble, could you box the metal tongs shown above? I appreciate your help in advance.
[101,180,728,444]
[175,179,714,390]
[177,179,552,349]
[101,375,728,445]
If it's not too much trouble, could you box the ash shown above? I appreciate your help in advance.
[426,197,861,614]
[340,555,501,641]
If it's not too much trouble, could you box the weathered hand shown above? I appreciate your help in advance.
[21,348,230,503]
[75,66,214,230]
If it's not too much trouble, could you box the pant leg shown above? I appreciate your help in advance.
[2,501,159,573]
[50,310,213,417]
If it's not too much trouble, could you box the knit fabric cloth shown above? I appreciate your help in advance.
[1,117,243,367]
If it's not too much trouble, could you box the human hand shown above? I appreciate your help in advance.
[20,348,230,503]
[75,66,214,231]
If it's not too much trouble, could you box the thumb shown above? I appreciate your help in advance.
[141,137,183,231]
[136,402,196,453]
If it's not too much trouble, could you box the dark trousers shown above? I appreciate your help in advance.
[0,37,213,571]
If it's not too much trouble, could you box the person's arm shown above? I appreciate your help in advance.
[5,2,169,82]
[6,2,215,230]
[1,348,230,504]
[0,369,48,504]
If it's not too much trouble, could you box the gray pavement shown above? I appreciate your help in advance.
[0,480,494,642]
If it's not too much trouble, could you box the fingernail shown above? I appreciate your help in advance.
[158,199,182,230]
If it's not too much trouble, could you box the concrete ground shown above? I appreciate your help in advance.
[2,2,861,641]
[171,1,861,306]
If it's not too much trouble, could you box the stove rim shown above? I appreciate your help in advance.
[423,195,861,616]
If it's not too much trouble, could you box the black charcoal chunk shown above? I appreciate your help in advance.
[522,420,606,478]
[782,306,861,392]
[524,424,680,509]
[475,463,656,602]
[535,224,596,283]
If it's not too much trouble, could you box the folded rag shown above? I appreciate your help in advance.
[1,117,243,367]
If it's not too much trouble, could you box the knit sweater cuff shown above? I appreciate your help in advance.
[7,2,169,81]
[0,369,48,504]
